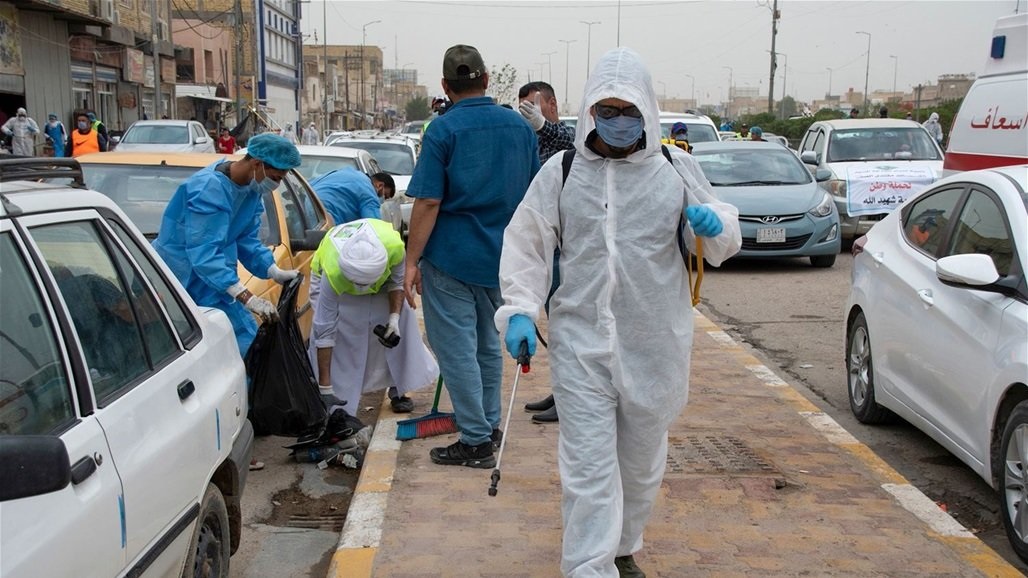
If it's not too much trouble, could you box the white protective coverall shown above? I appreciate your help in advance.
[495,47,741,577]
[922,112,944,145]
[308,225,439,413]
[2,109,40,156]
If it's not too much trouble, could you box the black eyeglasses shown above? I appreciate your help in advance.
[593,104,643,120]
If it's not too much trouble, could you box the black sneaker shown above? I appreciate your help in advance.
[429,440,496,468]
[524,394,554,412]
[614,555,646,578]
[490,428,503,450]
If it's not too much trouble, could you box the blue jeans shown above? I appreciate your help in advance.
[420,259,503,446]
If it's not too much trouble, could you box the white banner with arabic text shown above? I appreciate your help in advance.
[846,165,935,216]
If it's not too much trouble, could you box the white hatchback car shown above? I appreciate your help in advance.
[845,164,1028,560]
[114,120,216,153]
[0,158,253,578]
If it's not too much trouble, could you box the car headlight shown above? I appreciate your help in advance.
[825,178,847,198]
[809,192,834,217]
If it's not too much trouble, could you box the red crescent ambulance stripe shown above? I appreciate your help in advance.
[944,151,1028,172]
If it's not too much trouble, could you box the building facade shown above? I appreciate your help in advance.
[1,0,174,137]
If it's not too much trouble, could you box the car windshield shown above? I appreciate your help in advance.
[402,123,423,134]
[660,121,718,143]
[71,163,275,243]
[295,155,360,182]
[331,142,414,175]
[827,127,942,162]
[121,125,190,145]
[693,148,813,186]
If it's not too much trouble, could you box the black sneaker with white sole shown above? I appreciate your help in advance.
[490,428,503,450]
[429,440,496,468]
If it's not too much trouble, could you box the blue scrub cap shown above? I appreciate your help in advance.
[246,133,301,170]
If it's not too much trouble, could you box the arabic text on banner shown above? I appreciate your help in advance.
[846,165,935,217]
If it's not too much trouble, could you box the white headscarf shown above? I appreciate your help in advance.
[332,221,387,288]
[573,47,662,163]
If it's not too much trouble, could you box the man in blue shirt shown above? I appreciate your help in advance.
[309,168,382,225]
[404,44,540,468]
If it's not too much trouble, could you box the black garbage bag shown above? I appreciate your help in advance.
[246,275,327,436]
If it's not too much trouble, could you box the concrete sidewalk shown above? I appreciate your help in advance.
[328,311,1020,577]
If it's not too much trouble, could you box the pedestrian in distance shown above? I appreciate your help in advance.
[66,112,107,157]
[309,167,383,226]
[749,126,766,141]
[404,44,540,469]
[923,112,944,146]
[309,219,438,415]
[302,122,320,145]
[879,106,889,118]
[282,123,299,144]
[2,108,40,156]
[153,132,302,358]
[86,112,109,147]
[43,113,67,157]
[495,47,741,577]
[517,80,577,424]
[217,127,237,154]
[905,111,914,121]
[849,107,861,119]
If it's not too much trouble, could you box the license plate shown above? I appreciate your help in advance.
[756,227,786,243]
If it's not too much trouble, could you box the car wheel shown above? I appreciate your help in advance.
[810,254,836,268]
[846,312,892,424]
[182,483,231,578]
[999,401,1028,562]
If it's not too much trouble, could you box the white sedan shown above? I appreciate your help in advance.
[845,165,1028,561]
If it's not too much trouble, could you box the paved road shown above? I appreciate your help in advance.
[696,251,1028,573]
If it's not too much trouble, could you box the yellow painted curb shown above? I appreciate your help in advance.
[329,547,377,578]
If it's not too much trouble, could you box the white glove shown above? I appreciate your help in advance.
[268,265,299,284]
[245,295,278,321]
[383,313,401,339]
[518,100,546,132]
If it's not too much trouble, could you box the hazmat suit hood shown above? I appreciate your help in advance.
[928,112,939,122]
[574,47,662,162]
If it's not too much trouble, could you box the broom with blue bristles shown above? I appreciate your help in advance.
[395,375,457,440]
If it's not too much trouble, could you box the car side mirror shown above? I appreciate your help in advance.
[800,151,820,165]
[814,168,833,182]
[110,136,121,144]
[936,254,1000,287]
[194,137,209,145]
[291,228,327,251]
[0,436,72,502]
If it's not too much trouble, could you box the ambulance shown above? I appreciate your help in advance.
[943,12,1028,175]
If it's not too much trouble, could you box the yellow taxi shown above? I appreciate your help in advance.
[66,152,333,337]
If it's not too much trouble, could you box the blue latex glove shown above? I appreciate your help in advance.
[504,314,537,360]
[686,205,723,237]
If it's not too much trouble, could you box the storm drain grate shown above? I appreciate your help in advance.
[285,513,346,531]
[666,434,778,477]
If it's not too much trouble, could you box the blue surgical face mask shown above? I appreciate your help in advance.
[250,163,279,194]
[595,115,644,149]
[77,121,89,131]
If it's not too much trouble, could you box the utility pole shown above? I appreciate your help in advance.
[543,51,556,84]
[151,0,161,118]
[558,39,575,113]
[617,0,621,45]
[234,0,243,124]
[322,0,328,134]
[362,20,380,130]
[857,31,871,117]
[766,0,779,114]
[722,66,733,121]
[890,54,898,95]
[685,74,695,106]
[779,53,788,120]
[581,20,599,76]
[825,67,832,99]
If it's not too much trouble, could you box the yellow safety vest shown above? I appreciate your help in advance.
[312,219,404,296]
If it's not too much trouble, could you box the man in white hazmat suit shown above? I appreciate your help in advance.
[495,48,741,577]
[2,108,40,156]
[309,218,438,414]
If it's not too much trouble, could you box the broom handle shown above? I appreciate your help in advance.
[430,375,444,412]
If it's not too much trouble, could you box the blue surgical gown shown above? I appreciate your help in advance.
[309,168,382,225]
[153,161,275,356]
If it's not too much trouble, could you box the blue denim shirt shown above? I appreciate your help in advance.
[407,96,540,287]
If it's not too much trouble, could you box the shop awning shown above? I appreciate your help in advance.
[175,85,234,103]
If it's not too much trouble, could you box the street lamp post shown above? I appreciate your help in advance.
[722,66,733,120]
[826,67,833,99]
[856,31,871,117]
[657,80,666,102]
[580,20,600,76]
[558,39,576,113]
[685,74,695,107]
[542,51,557,84]
[889,54,898,95]
[361,19,381,130]
[322,0,328,134]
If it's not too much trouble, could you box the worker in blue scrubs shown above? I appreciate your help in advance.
[308,168,382,225]
[154,132,302,357]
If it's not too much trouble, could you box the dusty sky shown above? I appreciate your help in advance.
[302,0,1019,111]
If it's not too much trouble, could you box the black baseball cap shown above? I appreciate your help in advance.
[443,45,486,81]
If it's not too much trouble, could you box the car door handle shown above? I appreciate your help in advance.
[70,455,97,485]
[917,289,934,307]
[177,380,195,400]
[871,251,885,265]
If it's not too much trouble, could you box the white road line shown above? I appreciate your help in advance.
[369,417,402,452]
[799,411,861,445]
[706,330,737,347]
[746,364,789,387]
[881,483,976,538]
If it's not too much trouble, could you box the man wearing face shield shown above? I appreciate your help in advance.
[495,48,741,577]
[154,132,303,357]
